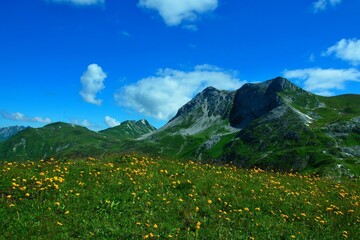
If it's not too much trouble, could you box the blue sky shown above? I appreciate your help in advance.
[1,0,360,130]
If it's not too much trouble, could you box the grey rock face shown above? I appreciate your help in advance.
[325,117,360,137]
[229,77,297,128]
[0,126,27,141]
[169,86,235,123]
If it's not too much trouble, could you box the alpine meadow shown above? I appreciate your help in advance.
[1,0,360,239]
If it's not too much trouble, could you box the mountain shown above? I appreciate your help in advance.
[223,78,354,173]
[138,77,360,176]
[0,120,157,161]
[0,126,27,142]
[100,119,156,139]
[0,77,359,176]
[132,86,239,159]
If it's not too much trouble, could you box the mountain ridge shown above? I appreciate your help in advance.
[1,77,359,176]
[0,126,27,142]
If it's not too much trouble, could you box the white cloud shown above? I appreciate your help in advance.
[312,0,342,12]
[323,38,360,66]
[284,68,360,95]
[138,0,218,26]
[105,116,120,128]
[1,111,52,124]
[80,64,107,106]
[49,0,105,6]
[71,119,92,128]
[115,65,246,120]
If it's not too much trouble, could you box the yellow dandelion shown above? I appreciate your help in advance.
[196,221,201,230]
[195,207,199,212]
[25,193,30,197]
[65,210,70,215]
[56,221,63,226]
[54,202,60,206]
[207,199,213,204]
[153,224,158,229]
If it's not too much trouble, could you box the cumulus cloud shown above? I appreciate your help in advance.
[284,68,360,95]
[105,116,121,128]
[115,65,245,120]
[70,119,92,128]
[138,0,218,26]
[80,64,107,106]
[1,111,52,124]
[312,0,342,12]
[49,0,105,6]
[323,38,360,66]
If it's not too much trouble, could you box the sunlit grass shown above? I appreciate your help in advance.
[1,155,359,239]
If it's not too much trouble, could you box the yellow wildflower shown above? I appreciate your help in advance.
[196,221,201,230]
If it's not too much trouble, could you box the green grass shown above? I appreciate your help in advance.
[1,154,359,239]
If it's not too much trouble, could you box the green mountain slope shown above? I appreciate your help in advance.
[100,119,156,139]
[223,79,360,176]
[0,120,158,161]
[0,122,112,161]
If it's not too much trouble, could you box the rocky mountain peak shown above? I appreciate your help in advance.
[169,86,234,123]
[0,125,27,141]
[266,77,300,92]
[229,77,298,128]
[201,86,219,94]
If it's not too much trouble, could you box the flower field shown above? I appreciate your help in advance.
[1,155,359,239]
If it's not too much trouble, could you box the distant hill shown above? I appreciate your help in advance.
[100,119,156,139]
[0,121,156,161]
[0,126,27,142]
[1,77,359,176]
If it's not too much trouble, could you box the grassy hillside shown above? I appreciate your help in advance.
[0,122,126,161]
[100,120,156,139]
[1,154,359,239]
